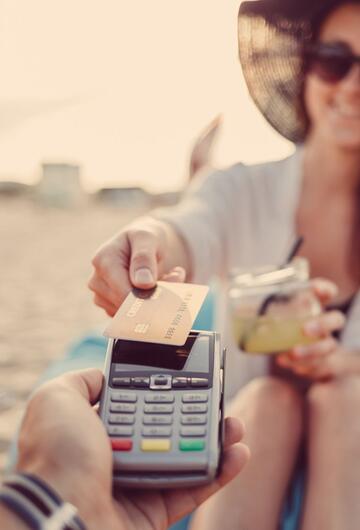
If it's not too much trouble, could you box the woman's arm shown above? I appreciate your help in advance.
[0,505,28,530]
[89,167,238,316]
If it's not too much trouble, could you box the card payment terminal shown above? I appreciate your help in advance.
[99,330,225,488]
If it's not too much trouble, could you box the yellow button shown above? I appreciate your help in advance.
[141,439,171,452]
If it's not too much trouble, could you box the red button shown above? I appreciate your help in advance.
[111,439,133,451]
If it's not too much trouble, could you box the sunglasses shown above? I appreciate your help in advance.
[304,42,360,83]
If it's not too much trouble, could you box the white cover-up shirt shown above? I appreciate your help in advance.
[154,149,360,399]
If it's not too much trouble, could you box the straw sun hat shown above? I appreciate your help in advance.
[238,0,351,143]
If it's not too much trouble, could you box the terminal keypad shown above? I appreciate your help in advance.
[108,384,208,453]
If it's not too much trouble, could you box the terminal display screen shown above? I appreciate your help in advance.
[113,334,209,373]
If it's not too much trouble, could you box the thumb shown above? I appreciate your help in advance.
[58,369,104,405]
[128,231,160,288]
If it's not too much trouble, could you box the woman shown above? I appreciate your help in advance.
[89,1,360,528]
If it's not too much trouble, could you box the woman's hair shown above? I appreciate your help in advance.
[298,0,360,283]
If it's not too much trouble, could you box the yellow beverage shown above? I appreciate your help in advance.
[229,259,322,355]
[232,314,318,354]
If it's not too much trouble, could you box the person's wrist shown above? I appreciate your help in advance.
[16,461,118,530]
[0,502,29,530]
[149,217,192,278]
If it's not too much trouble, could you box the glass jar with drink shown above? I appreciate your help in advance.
[228,258,322,354]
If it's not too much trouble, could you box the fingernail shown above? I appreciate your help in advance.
[304,321,320,337]
[293,345,307,357]
[134,267,154,285]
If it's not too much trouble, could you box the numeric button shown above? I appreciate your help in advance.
[145,393,174,403]
[144,404,173,414]
[182,393,208,403]
[181,415,207,425]
[109,414,135,425]
[182,403,207,414]
[143,415,173,425]
[108,426,134,437]
[111,392,137,403]
[110,403,136,413]
[180,426,206,437]
[142,426,172,437]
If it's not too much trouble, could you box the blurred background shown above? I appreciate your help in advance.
[0,0,292,472]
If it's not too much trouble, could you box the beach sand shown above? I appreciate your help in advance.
[0,195,143,474]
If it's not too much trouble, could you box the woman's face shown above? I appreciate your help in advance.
[304,3,360,149]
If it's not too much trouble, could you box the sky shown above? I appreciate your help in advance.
[0,0,293,192]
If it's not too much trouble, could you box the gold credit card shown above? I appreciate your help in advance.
[104,281,209,346]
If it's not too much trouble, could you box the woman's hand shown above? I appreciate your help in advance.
[88,218,190,316]
[16,369,249,530]
[276,279,348,380]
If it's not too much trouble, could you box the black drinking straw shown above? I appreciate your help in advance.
[257,235,305,317]
[239,236,305,351]
[284,236,304,266]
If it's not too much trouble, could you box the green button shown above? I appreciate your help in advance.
[179,439,205,451]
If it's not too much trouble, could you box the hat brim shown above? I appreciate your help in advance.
[238,1,315,143]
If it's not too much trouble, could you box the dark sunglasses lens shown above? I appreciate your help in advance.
[309,53,352,82]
